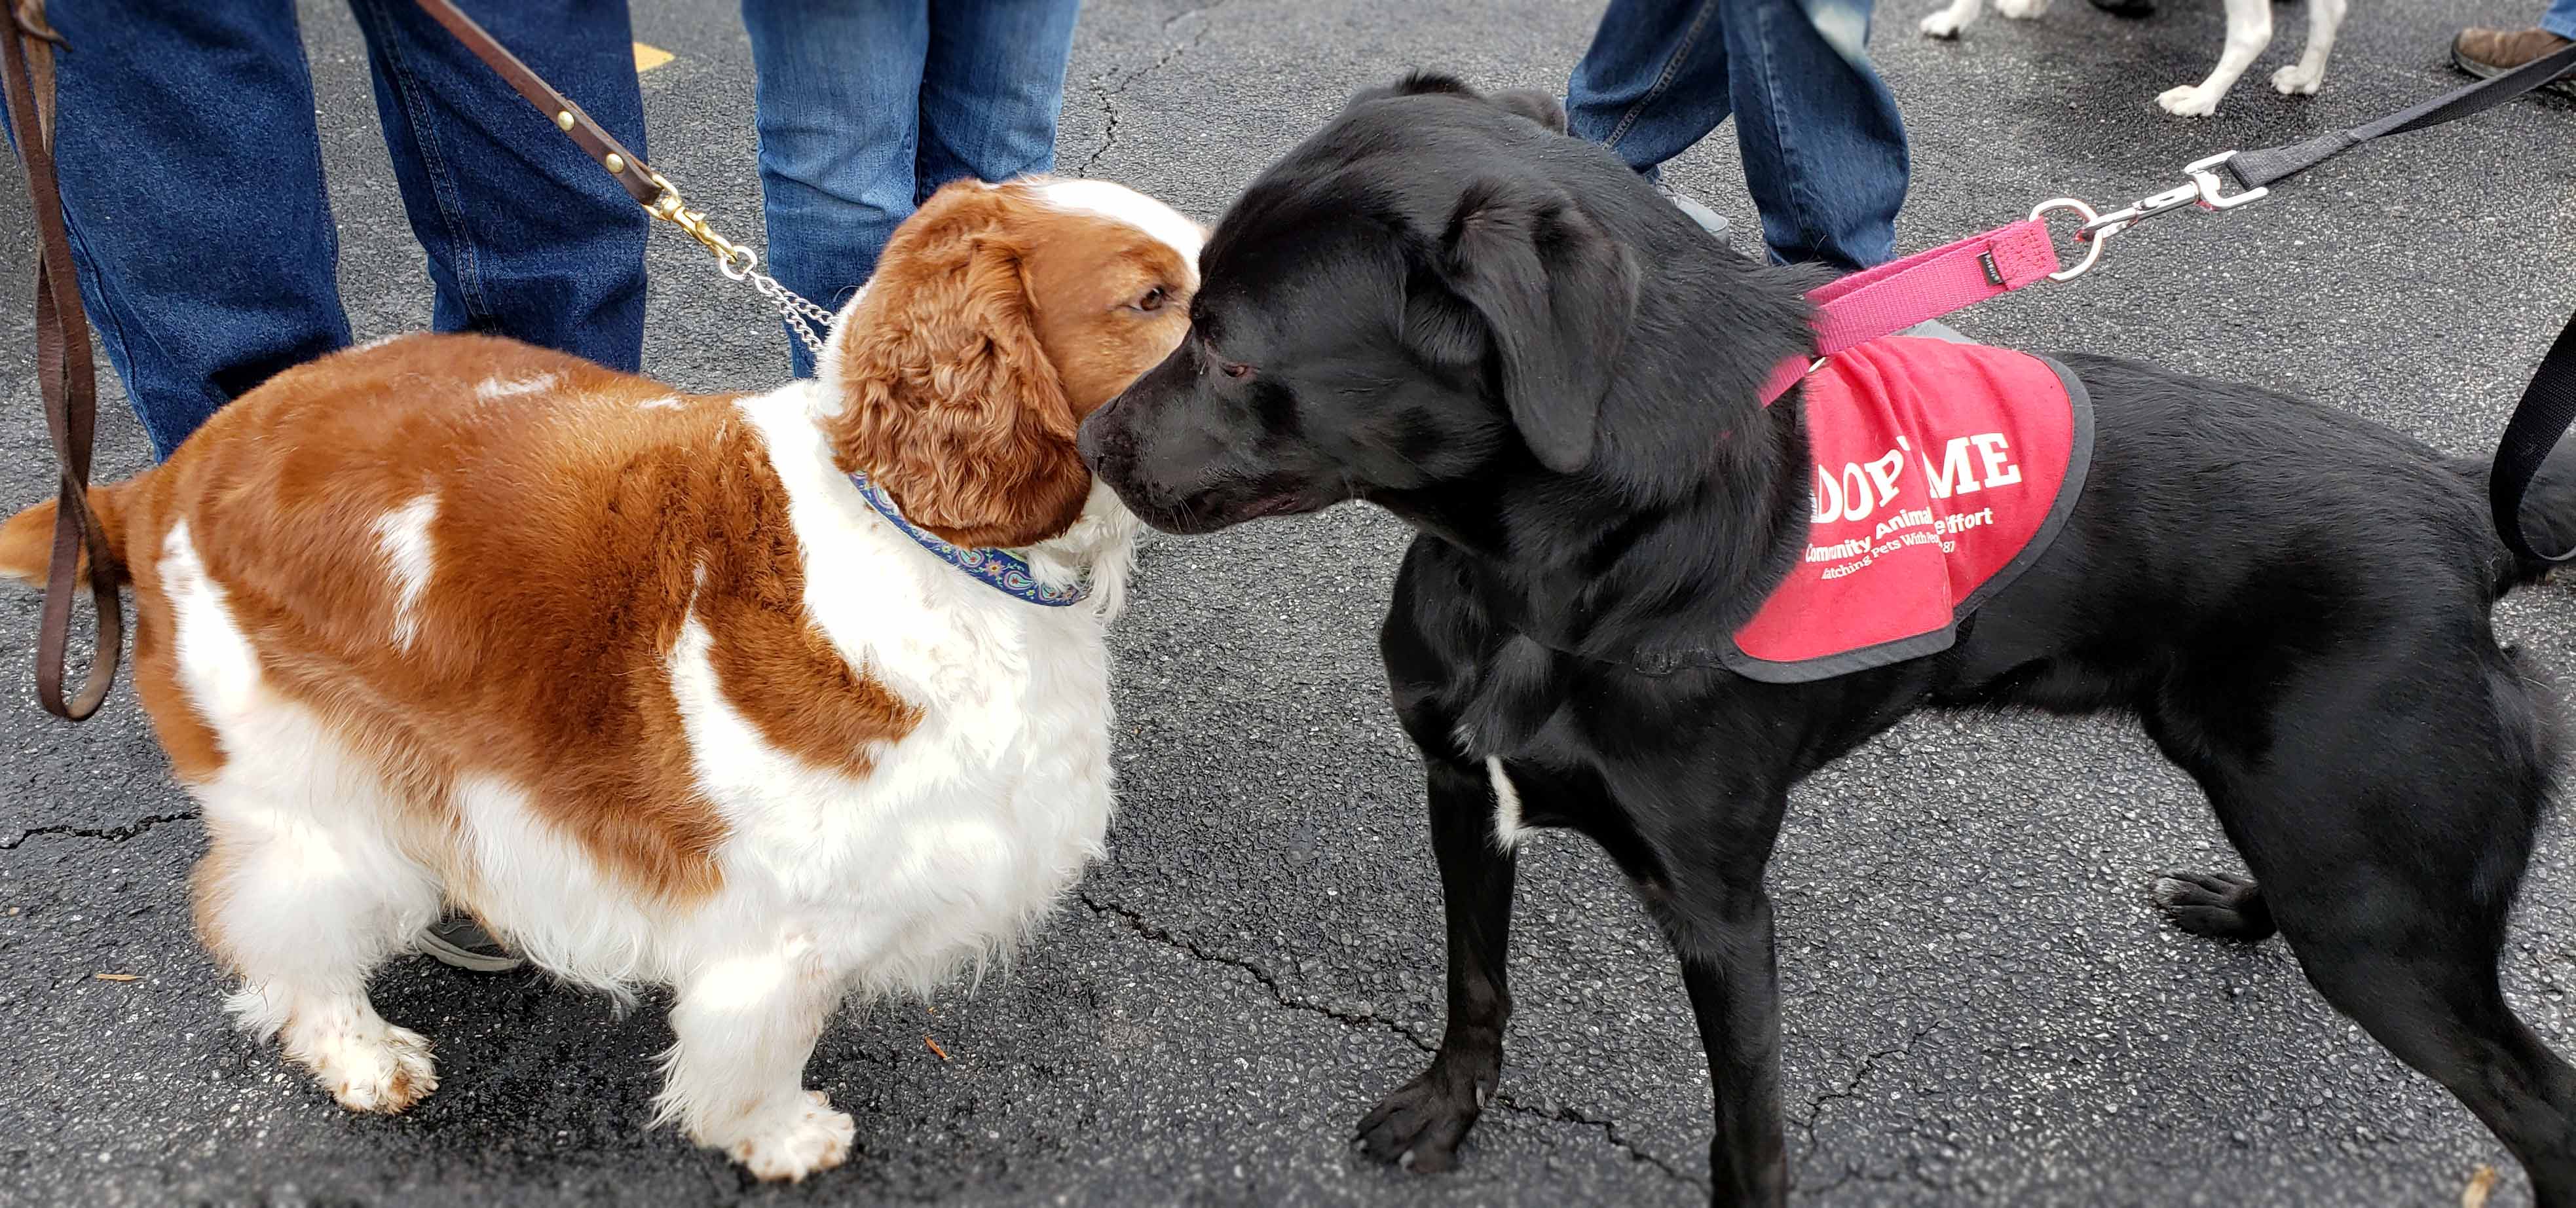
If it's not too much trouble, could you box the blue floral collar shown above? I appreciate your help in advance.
[846,471,1089,608]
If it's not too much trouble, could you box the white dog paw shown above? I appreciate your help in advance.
[722,1091,856,1182]
[1919,9,1968,37]
[307,1023,438,1114]
[2156,84,2221,117]
[2272,63,2324,94]
[1994,0,2048,20]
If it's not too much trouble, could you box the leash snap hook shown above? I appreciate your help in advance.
[2076,151,2273,246]
[2078,181,2193,244]
[2184,150,2268,211]
[642,172,757,278]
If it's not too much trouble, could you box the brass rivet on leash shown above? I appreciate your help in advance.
[553,109,574,132]
[603,152,625,175]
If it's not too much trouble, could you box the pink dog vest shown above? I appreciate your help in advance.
[1722,337,2093,683]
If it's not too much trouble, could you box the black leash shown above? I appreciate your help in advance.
[2493,311,2576,563]
[2226,43,2576,192]
[2215,45,2576,562]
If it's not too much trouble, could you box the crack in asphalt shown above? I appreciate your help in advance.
[1,810,197,851]
[1075,890,1703,1190]
[1793,1024,1941,1196]
[1077,0,1237,177]
[1075,890,1436,1048]
[1489,1091,1707,1191]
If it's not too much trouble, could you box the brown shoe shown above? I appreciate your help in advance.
[2452,26,2576,93]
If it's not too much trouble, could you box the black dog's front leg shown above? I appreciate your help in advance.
[1669,886,1788,1207]
[1354,756,1516,1172]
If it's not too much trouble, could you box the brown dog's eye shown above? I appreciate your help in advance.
[1134,285,1168,312]
[1221,362,1253,380]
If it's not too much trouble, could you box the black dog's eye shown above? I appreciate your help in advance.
[1221,363,1254,380]
[1132,285,1168,312]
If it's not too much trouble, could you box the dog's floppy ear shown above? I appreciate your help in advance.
[827,183,1092,549]
[1489,89,1568,134]
[1345,74,1571,136]
[1421,181,1639,473]
[1344,70,1478,111]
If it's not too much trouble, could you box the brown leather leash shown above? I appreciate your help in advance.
[6,2,119,721]
[414,0,836,353]
[4,0,831,722]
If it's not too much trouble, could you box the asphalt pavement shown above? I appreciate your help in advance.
[3,1,2574,1204]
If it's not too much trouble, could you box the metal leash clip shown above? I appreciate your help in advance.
[641,172,759,279]
[2025,151,2270,284]
[638,172,837,358]
[2075,151,2269,245]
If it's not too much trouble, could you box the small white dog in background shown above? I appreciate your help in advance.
[1920,0,2351,117]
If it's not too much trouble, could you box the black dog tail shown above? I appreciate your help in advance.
[2469,441,2576,594]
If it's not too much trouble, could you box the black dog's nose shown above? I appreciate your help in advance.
[1077,405,1129,475]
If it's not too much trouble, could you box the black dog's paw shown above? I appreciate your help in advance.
[1354,1063,1492,1174]
[2152,869,2277,942]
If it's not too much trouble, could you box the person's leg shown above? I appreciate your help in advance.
[346,0,649,372]
[2452,0,2575,84]
[913,0,1083,198]
[1563,0,1734,180]
[742,0,929,378]
[1719,0,1909,270]
[33,0,350,458]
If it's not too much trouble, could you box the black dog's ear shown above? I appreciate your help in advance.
[1425,182,1639,473]
[1345,70,1478,110]
[1346,75,1571,136]
[1489,89,1569,134]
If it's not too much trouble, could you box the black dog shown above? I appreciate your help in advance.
[1080,73,2576,1204]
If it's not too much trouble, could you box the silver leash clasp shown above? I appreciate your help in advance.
[2077,150,2271,244]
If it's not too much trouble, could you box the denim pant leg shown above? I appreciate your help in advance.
[742,0,930,378]
[914,0,1083,197]
[1565,0,1909,272]
[37,0,350,458]
[2545,0,2576,43]
[346,0,650,371]
[1565,0,1734,179]
[1721,0,1909,271]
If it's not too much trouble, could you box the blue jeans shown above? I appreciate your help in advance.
[741,0,1083,378]
[2547,0,2576,42]
[1567,0,1911,272]
[31,0,648,458]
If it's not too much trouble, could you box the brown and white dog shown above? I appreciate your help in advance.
[0,178,1203,1181]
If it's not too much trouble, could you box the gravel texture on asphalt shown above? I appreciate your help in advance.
[2,0,2573,1203]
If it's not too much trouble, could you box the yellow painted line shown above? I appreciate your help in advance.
[632,42,675,73]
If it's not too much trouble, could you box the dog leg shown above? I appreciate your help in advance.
[1919,0,1983,39]
[1662,882,1790,1207]
[193,796,445,1115]
[2157,0,2272,115]
[1354,757,1518,1174]
[1993,0,2051,20]
[657,946,854,1182]
[2294,928,2576,1204]
[1629,782,1793,1208]
[2154,657,2576,1203]
[2271,0,2345,94]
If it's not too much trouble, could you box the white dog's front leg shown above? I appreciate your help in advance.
[2273,0,2347,94]
[2159,0,2273,115]
[656,946,854,1182]
[1920,0,1983,39]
